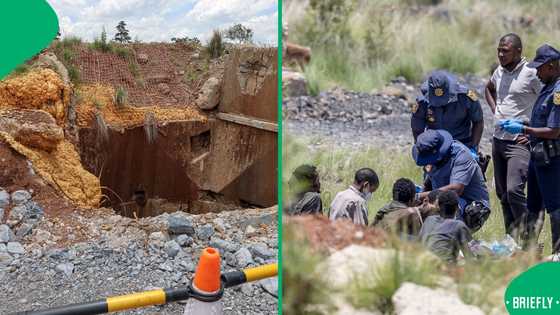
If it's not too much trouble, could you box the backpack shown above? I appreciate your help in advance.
[463,201,491,232]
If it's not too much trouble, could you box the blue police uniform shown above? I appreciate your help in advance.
[518,44,560,252]
[412,129,490,217]
[412,71,484,147]
[427,142,490,214]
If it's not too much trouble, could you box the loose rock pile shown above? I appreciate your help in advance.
[0,188,44,268]
[0,205,278,314]
[283,76,495,153]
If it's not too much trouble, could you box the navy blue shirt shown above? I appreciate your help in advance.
[412,83,483,146]
[427,141,490,209]
[530,78,560,144]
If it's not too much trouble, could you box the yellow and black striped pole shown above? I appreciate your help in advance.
[13,263,278,315]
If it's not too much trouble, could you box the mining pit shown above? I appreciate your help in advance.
[0,43,277,220]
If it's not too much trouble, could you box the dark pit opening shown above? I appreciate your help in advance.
[191,130,211,155]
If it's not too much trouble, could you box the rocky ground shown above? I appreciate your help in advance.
[0,187,278,315]
[283,74,495,154]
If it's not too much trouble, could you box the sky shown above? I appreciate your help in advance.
[46,0,278,45]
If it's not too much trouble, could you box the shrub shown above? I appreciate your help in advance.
[67,65,80,85]
[346,248,439,313]
[90,28,113,53]
[114,46,131,59]
[282,224,333,315]
[206,30,224,59]
[384,55,423,83]
[430,42,479,75]
[115,87,127,108]
[12,64,29,75]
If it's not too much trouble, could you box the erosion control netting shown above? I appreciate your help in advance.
[68,43,211,107]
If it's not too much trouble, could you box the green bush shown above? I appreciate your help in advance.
[114,45,131,59]
[384,55,423,83]
[282,224,333,315]
[346,249,439,313]
[12,64,29,75]
[206,30,224,59]
[115,87,127,108]
[67,65,80,85]
[90,28,113,53]
[430,42,479,75]
[62,48,75,63]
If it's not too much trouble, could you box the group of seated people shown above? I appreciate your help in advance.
[284,165,477,264]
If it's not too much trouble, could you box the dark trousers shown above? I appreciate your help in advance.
[492,138,530,239]
[527,158,560,253]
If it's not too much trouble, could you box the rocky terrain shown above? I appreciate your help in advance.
[0,187,278,314]
[283,74,495,154]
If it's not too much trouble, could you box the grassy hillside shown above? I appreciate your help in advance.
[284,0,560,93]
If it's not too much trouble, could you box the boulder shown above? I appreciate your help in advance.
[165,240,181,258]
[392,282,484,315]
[234,247,253,268]
[196,77,221,110]
[167,213,195,235]
[320,245,440,289]
[11,190,31,205]
[249,243,275,260]
[196,224,214,240]
[6,242,25,255]
[0,225,15,243]
[259,277,278,297]
[282,70,308,97]
[137,53,149,64]
[0,109,64,152]
[0,189,9,208]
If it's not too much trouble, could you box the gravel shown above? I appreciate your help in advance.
[283,75,495,154]
[0,207,278,315]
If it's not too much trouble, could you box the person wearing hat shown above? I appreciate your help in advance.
[413,129,490,231]
[501,44,560,253]
[485,33,542,242]
[284,164,323,215]
[411,70,484,158]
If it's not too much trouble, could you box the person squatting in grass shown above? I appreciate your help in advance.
[329,168,379,226]
[485,33,542,245]
[372,178,423,240]
[413,129,491,233]
[501,44,560,254]
[419,190,474,264]
[284,164,323,215]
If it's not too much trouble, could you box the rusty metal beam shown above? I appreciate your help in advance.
[216,112,278,133]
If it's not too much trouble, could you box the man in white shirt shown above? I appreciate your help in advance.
[485,33,542,242]
[329,168,379,226]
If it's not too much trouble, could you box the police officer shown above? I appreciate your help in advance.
[412,70,484,158]
[413,129,491,232]
[501,44,560,253]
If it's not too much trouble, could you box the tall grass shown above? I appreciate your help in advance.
[282,135,552,252]
[287,0,560,92]
[283,135,552,313]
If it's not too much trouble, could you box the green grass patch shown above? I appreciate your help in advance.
[115,87,127,108]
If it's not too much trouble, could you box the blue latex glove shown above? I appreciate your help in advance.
[503,121,524,134]
[498,119,523,129]
[415,185,423,193]
[469,147,479,161]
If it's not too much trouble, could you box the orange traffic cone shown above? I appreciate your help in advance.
[183,247,223,315]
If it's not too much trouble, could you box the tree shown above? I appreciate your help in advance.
[225,24,253,44]
[207,30,224,58]
[114,21,131,43]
